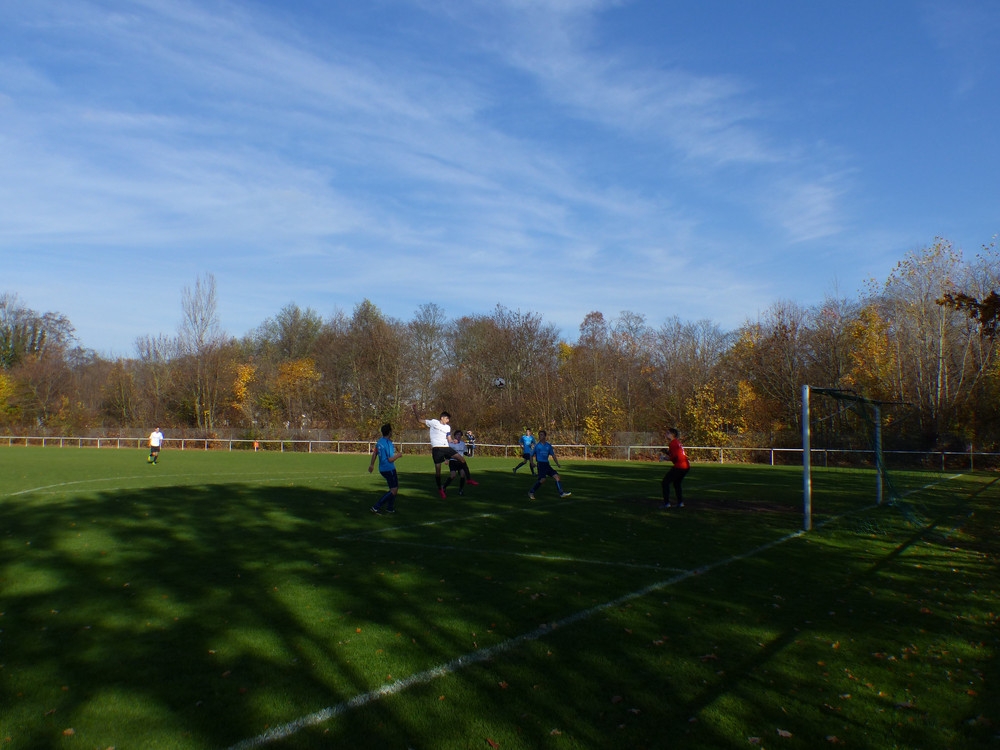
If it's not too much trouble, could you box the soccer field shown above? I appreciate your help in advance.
[1,447,996,749]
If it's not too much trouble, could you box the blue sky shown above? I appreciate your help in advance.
[2,0,998,356]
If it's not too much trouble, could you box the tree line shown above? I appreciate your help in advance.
[2,239,998,451]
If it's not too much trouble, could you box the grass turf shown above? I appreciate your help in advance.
[0,446,997,749]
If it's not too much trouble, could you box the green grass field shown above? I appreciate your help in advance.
[1,446,997,749]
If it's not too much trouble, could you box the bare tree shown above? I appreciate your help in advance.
[407,303,448,411]
[134,333,176,426]
[345,300,406,434]
[176,274,231,430]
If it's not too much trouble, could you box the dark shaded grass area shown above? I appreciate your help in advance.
[0,448,996,749]
[287,481,999,749]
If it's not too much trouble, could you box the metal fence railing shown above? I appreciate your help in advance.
[1,435,995,470]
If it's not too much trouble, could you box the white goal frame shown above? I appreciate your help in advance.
[802,385,884,531]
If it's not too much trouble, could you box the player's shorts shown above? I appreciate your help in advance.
[432,446,459,465]
[150,446,161,455]
[521,451,533,460]
[537,461,557,479]
[380,469,399,489]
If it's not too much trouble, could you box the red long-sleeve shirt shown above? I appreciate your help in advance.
[666,438,689,470]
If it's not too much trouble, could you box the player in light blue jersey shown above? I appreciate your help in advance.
[368,423,403,513]
[512,428,537,475]
[527,430,571,500]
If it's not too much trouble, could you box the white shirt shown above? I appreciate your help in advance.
[149,430,164,447]
[423,419,451,448]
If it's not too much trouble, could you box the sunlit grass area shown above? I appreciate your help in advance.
[1,447,996,749]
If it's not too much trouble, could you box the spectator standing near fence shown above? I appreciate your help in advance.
[369,423,402,514]
[659,427,690,509]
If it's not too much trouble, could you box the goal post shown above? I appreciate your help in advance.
[802,384,894,531]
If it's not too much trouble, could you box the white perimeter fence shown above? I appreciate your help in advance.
[1,435,995,471]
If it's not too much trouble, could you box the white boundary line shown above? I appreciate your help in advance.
[223,527,806,750]
[367,538,684,572]
[1,471,359,500]
[334,500,575,540]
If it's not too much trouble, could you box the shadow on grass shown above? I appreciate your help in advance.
[2,481,560,748]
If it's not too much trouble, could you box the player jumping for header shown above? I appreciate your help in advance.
[413,407,475,498]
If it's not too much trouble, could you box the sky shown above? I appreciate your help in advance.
[2,0,999,356]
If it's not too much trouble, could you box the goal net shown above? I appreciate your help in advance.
[802,385,903,530]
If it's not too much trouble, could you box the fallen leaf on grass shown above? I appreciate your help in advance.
[486,739,500,748]
[699,653,718,662]
[549,729,562,736]
[748,738,761,745]
[777,728,792,737]
[62,729,75,736]
[611,696,623,704]
[498,681,509,689]
[826,736,842,744]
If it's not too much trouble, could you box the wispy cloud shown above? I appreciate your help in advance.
[1,0,922,353]
[921,0,1000,96]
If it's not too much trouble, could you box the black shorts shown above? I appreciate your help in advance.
[432,446,459,465]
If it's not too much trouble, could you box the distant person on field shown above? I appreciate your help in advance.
[148,427,164,465]
[659,427,690,509]
[368,423,403,514]
[414,408,468,498]
[513,428,537,475]
[527,430,571,500]
[443,426,478,495]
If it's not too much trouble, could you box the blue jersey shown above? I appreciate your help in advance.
[519,434,536,453]
[375,436,396,473]
[533,441,556,463]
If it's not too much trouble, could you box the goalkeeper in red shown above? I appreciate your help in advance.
[527,430,571,500]
[659,427,690,509]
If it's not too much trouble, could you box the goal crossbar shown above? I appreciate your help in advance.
[802,385,900,530]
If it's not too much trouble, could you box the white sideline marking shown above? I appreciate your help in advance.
[334,500,575,540]
[369,538,684,572]
[2,471,355,500]
[222,528,805,750]
[902,473,965,497]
